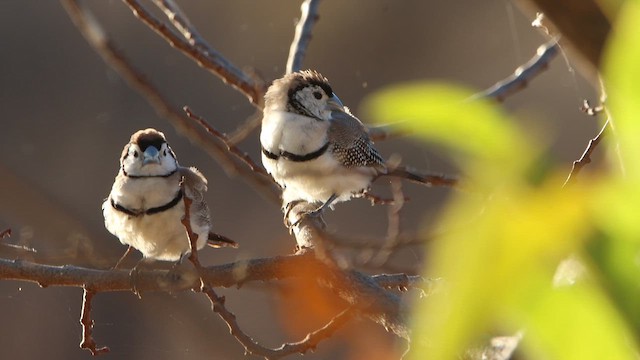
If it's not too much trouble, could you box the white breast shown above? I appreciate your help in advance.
[260,110,329,155]
[103,175,209,261]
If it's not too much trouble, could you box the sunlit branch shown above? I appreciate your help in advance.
[286,0,321,74]
[79,287,110,356]
[123,0,265,107]
[563,119,608,187]
[471,37,560,102]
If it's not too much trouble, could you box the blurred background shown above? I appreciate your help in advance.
[0,1,598,359]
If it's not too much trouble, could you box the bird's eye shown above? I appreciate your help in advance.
[163,150,167,156]
[313,91,322,100]
[133,151,139,158]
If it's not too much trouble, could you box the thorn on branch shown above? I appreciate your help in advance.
[563,119,609,187]
[79,287,110,356]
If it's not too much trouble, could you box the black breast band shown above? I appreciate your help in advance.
[122,168,178,179]
[110,189,184,217]
[261,142,329,162]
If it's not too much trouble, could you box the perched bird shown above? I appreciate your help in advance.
[260,70,455,218]
[260,70,387,212]
[103,128,236,263]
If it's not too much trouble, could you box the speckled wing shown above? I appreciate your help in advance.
[328,110,386,171]
[178,167,238,248]
[179,166,210,226]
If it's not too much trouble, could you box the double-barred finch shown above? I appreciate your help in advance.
[260,70,387,211]
[260,70,456,214]
[102,128,236,262]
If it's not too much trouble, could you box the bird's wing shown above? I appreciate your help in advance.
[178,166,210,226]
[179,167,208,199]
[328,110,386,170]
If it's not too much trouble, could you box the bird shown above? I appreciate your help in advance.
[102,128,236,264]
[260,70,457,222]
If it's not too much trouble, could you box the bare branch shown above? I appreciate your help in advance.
[227,110,263,145]
[152,0,201,45]
[471,37,560,102]
[563,119,608,187]
[384,165,459,188]
[122,0,265,106]
[269,308,353,357]
[79,287,110,356]
[202,281,354,359]
[286,0,321,74]
[0,254,413,338]
[184,106,270,178]
[62,0,279,204]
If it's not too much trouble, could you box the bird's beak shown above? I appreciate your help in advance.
[327,95,345,111]
[142,146,161,165]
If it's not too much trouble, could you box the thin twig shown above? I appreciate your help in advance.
[79,287,110,356]
[123,0,265,106]
[202,282,353,359]
[61,0,279,204]
[227,109,263,145]
[471,37,560,102]
[384,165,459,188]
[269,308,353,357]
[183,106,270,177]
[152,0,200,45]
[373,179,405,266]
[563,119,609,187]
[286,0,321,74]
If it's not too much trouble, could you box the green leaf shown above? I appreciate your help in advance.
[604,1,640,180]
[363,82,534,182]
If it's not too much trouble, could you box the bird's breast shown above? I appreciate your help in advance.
[111,176,180,211]
[261,110,329,155]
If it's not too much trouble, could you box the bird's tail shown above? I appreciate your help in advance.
[207,232,239,248]
[384,166,458,188]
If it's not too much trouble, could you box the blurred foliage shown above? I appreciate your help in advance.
[363,1,640,358]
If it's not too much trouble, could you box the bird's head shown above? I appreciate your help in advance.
[120,128,178,177]
[265,70,344,121]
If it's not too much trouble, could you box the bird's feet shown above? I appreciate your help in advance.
[284,194,338,230]
[128,258,156,299]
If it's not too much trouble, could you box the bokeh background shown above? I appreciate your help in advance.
[0,1,598,359]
